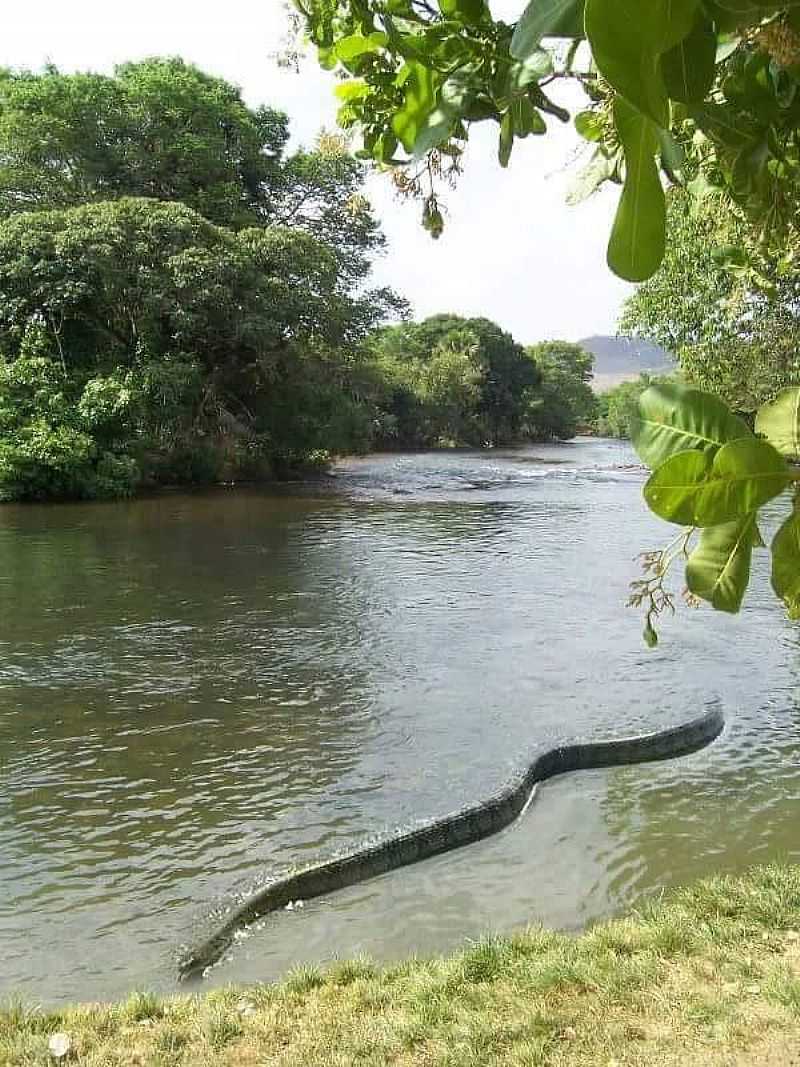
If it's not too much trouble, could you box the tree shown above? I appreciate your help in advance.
[368,314,544,446]
[620,193,800,414]
[0,60,388,287]
[0,59,287,226]
[529,341,597,424]
[296,1,800,283]
[0,57,410,497]
[595,375,662,439]
[0,198,390,498]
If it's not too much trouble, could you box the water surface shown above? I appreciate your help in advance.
[1,439,798,1004]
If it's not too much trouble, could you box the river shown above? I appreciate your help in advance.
[1,438,798,1005]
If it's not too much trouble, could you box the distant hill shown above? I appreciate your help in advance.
[579,335,675,392]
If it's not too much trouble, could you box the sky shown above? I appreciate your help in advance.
[0,1,633,344]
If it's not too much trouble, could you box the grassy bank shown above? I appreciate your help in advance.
[4,865,800,1066]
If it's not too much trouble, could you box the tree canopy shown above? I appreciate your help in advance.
[366,314,570,447]
[0,59,287,226]
[0,59,386,285]
[529,341,597,429]
[0,58,409,499]
[620,192,800,414]
[0,197,391,499]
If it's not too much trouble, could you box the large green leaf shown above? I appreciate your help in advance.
[772,511,800,620]
[685,513,759,612]
[755,387,800,458]
[412,107,457,157]
[511,0,585,60]
[392,62,438,153]
[607,97,665,282]
[644,437,789,527]
[585,0,698,124]
[659,15,717,104]
[499,110,514,166]
[508,50,554,92]
[644,449,711,525]
[631,383,753,469]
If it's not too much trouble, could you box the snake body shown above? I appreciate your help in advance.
[178,707,724,979]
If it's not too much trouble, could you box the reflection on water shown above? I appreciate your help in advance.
[1,439,798,1004]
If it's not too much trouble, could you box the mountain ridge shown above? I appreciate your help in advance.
[579,334,675,391]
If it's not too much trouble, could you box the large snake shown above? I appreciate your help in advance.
[178,707,724,979]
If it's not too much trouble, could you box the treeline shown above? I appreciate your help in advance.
[0,59,596,501]
[593,374,671,439]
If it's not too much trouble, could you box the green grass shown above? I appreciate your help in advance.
[4,864,800,1066]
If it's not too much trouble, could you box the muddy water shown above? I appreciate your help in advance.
[1,439,798,1004]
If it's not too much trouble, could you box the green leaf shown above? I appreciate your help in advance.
[392,62,437,153]
[508,50,554,92]
[644,449,711,525]
[643,618,659,647]
[412,107,457,156]
[657,128,686,183]
[660,15,717,104]
[499,110,515,166]
[755,387,800,458]
[439,0,487,22]
[690,102,757,148]
[511,0,585,60]
[335,80,369,102]
[512,97,546,136]
[686,513,759,612]
[585,0,698,124]
[334,32,389,61]
[772,511,800,620]
[373,132,399,163]
[631,382,753,469]
[607,97,666,282]
[574,110,604,142]
[440,71,477,113]
[644,437,789,527]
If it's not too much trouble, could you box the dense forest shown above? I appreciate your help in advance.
[0,59,597,502]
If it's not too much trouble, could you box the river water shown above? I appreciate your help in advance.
[1,439,798,1005]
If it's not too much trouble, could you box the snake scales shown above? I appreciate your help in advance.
[178,706,724,979]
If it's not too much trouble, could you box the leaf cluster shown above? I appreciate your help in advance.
[630,380,800,641]
[297,0,800,280]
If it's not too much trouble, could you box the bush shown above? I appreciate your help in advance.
[0,344,141,500]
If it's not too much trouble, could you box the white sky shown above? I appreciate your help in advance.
[0,1,632,344]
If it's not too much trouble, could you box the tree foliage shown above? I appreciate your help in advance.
[594,374,666,439]
[366,314,555,446]
[0,59,287,226]
[296,0,800,282]
[0,59,387,285]
[620,192,800,413]
[529,341,597,425]
[0,197,391,499]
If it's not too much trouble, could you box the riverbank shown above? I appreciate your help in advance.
[4,865,800,1066]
